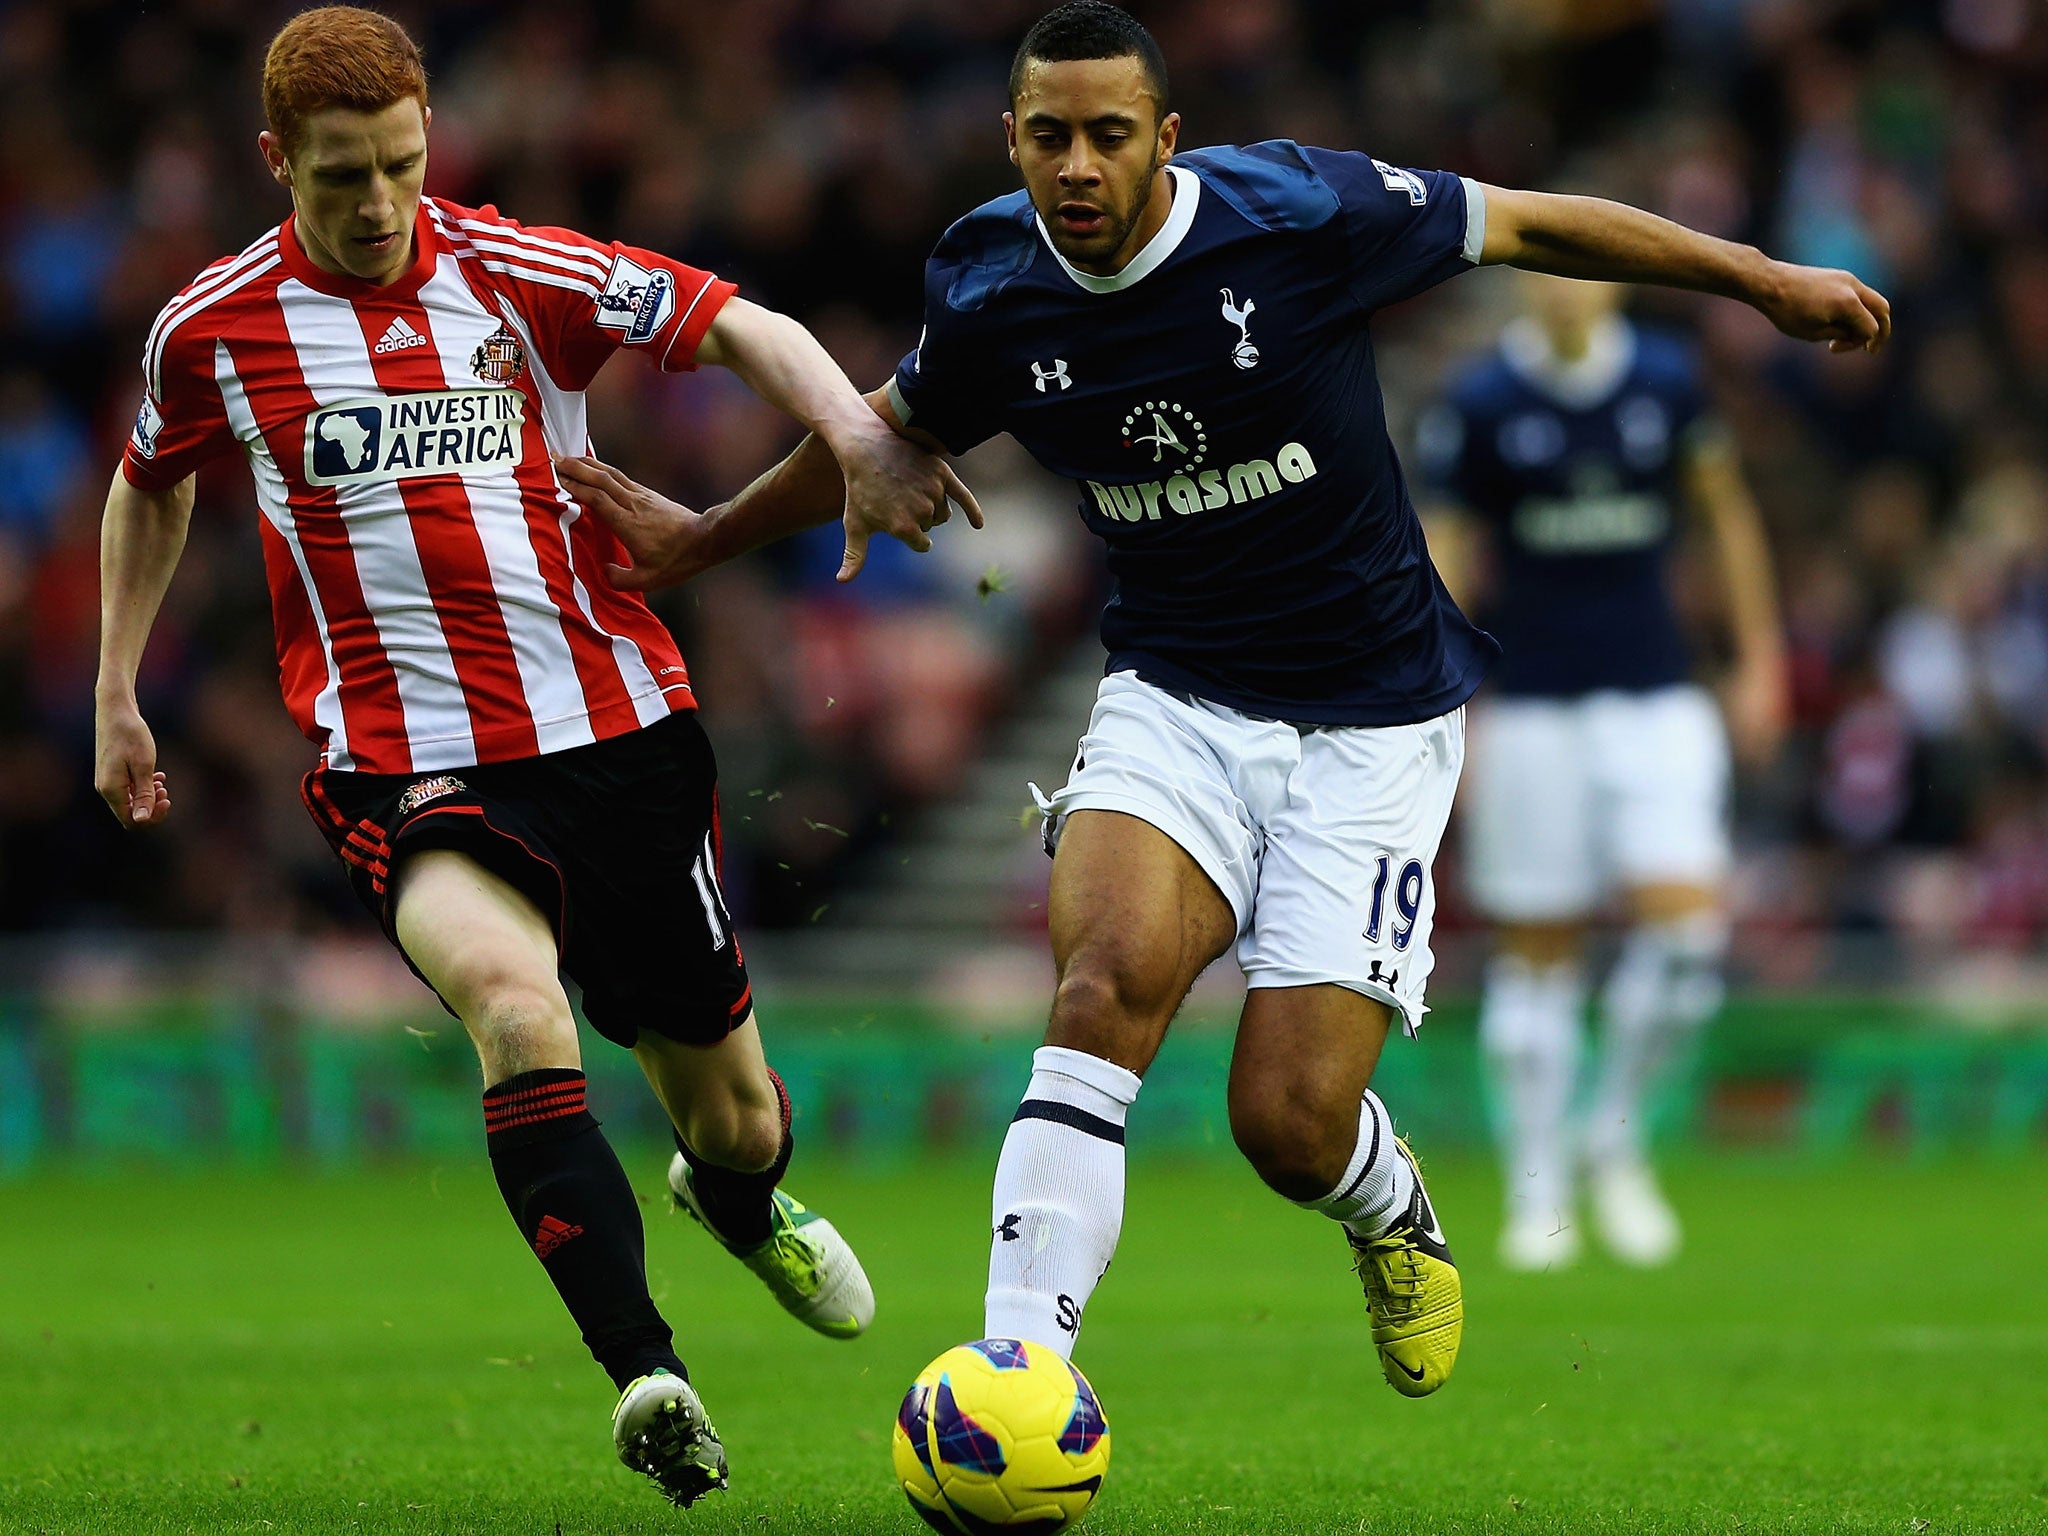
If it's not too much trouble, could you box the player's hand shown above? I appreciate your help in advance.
[554,455,713,591]
[832,424,982,584]
[1755,261,1892,354]
[1722,652,1790,770]
[94,697,172,829]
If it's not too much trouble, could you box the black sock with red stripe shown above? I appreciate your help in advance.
[484,1069,684,1390]
[676,1067,793,1249]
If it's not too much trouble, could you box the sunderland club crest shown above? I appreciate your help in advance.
[470,323,526,385]
[397,774,467,817]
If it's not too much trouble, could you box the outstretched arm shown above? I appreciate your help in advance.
[95,469,194,827]
[557,384,978,589]
[688,300,979,579]
[1477,186,1891,353]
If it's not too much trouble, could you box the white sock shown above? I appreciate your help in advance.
[1479,953,1586,1234]
[1585,913,1727,1167]
[1296,1089,1417,1241]
[984,1045,1140,1360]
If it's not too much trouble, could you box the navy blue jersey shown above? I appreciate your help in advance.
[889,141,1498,727]
[1418,318,1718,697]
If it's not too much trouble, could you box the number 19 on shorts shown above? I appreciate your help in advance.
[1365,854,1425,952]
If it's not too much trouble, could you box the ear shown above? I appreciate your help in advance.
[258,130,292,188]
[1004,110,1019,167]
[1157,112,1181,161]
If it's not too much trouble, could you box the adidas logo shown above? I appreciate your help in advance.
[373,315,430,354]
[532,1213,585,1259]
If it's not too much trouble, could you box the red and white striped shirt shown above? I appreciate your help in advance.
[123,197,737,775]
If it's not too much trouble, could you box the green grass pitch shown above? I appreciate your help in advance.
[2,1152,2043,1534]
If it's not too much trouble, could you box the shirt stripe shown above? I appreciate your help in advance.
[418,257,599,754]
[452,217,615,270]
[277,279,480,765]
[477,259,603,297]
[455,232,609,281]
[352,279,540,762]
[492,301,688,714]
[149,250,284,400]
[146,231,279,393]
[443,266,652,734]
[215,325,408,772]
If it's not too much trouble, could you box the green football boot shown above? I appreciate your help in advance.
[1348,1137,1463,1398]
[612,1369,727,1507]
[669,1153,876,1339]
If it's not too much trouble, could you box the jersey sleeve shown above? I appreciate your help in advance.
[1299,149,1486,313]
[451,205,737,393]
[121,317,236,490]
[885,255,1004,456]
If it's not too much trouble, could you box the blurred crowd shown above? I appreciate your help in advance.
[0,0,2043,974]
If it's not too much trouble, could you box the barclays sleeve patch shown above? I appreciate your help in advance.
[131,393,165,459]
[1372,159,1428,207]
[596,255,677,345]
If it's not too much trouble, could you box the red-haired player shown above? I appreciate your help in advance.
[92,5,974,1506]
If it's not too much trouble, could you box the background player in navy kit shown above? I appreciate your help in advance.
[555,1,1886,1400]
[1421,273,1787,1270]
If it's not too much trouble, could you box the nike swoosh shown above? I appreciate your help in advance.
[1421,1210,1446,1245]
[1392,1358,1428,1382]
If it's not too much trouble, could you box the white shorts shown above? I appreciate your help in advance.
[1038,671,1466,1035]
[1463,685,1731,921]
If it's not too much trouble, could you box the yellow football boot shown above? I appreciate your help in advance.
[1348,1136,1463,1397]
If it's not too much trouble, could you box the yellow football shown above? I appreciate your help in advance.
[892,1337,1111,1534]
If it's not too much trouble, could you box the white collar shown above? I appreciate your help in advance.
[1036,163,1201,294]
[1501,315,1637,409]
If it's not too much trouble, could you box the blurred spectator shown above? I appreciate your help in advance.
[0,372,88,548]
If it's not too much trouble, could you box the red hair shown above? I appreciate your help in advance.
[263,6,428,153]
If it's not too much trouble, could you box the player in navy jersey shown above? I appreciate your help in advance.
[1420,274,1787,1270]
[557,1,1885,1400]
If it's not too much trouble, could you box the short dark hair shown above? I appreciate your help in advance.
[1009,2,1169,116]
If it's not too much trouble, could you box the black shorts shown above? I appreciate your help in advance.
[301,710,751,1047]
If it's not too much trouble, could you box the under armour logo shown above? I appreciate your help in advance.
[1055,1294,1081,1335]
[1032,358,1071,393]
[995,1213,1023,1242]
[1220,288,1260,370]
[1368,960,1400,989]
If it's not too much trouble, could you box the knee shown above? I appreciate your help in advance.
[1228,1078,1354,1202]
[464,977,578,1076]
[706,1105,785,1173]
[685,1086,785,1172]
[1050,961,1134,1030]
[1048,955,1170,1065]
